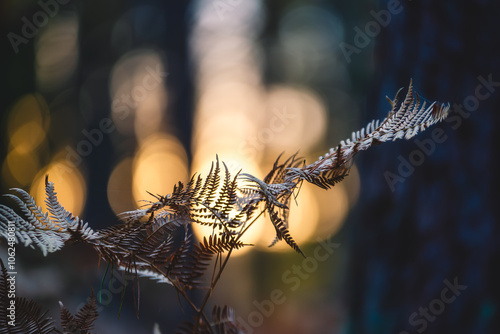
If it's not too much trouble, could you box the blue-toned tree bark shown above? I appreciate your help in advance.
[348,0,500,333]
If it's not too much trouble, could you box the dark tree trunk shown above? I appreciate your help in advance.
[348,0,500,333]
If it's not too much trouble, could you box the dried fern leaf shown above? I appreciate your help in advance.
[170,234,249,288]
[0,178,98,256]
[59,290,98,334]
[286,80,450,188]
[238,154,304,255]
[0,194,65,256]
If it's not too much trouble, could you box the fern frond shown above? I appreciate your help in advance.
[44,178,99,242]
[132,269,173,284]
[166,232,194,287]
[0,202,65,256]
[6,189,53,229]
[169,234,250,288]
[0,178,98,256]
[117,209,148,223]
[95,220,176,278]
[44,177,76,229]
[286,80,450,188]
[90,159,252,292]
[0,81,451,331]
[237,154,305,254]
[236,82,448,254]
[59,290,98,334]
[199,234,249,253]
[266,202,303,256]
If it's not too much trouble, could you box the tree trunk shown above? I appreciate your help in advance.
[348,0,500,333]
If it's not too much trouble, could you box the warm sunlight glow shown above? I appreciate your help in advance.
[264,85,328,154]
[7,94,49,151]
[192,36,263,89]
[10,121,46,154]
[132,134,188,206]
[109,50,168,137]
[189,0,335,253]
[3,94,50,188]
[134,88,168,143]
[4,150,40,187]
[311,182,349,239]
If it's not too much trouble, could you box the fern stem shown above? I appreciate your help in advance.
[193,209,265,333]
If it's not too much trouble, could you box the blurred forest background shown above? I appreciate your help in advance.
[0,0,499,333]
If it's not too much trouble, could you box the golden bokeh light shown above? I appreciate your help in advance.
[187,0,346,253]
[192,35,263,89]
[132,134,188,206]
[134,88,168,143]
[264,85,328,154]
[193,81,262,133]
[10,121,46,154]
[3,150,40,187]
[192,81,265,174]
[107,157,135,215]
[3,94,50,188]
[109,50,168,138]
[7,94,50,150]
[310,181,349,240]
[192,113,258,160]
[31,157,87,218]
[191,80,266,250]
